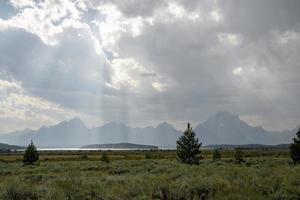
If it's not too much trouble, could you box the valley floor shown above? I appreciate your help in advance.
[0,150,299,200]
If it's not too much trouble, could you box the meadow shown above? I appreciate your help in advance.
[0,149,299,200]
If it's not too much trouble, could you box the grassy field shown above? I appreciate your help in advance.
[0,149,299,200]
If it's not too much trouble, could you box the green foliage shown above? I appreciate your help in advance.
[23,141,39,165]
[3,181,38,200]
[100,152,110,163]
[290,128,300,164]
[234,148,245,164]
[213,148,222,161]
[80,154,88,160]
[176,123,202,165]
[0,153,300,200]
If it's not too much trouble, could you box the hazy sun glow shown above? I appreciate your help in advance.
[232,67,243,75]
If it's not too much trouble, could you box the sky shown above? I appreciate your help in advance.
[0,0,300,133]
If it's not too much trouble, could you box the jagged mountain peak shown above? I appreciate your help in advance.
[157,122,175,130]
[68,116,85,124]
[0,112,295,147]
[194,111,286,145]
[195,111,242,129]
[102,121,128,129]
[37,125,47,132]
[56,117,87,128]
[212,111,240,121]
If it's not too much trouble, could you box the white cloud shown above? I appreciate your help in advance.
[0,79,85,133]
[110,58,142,89]
[210,9,222,22]
[152,81,167,92]
[1,0,88,45]
[10,0,34,8]
[168,3,185,18]
[232,67,243,75]
[0,79,22,95]
[218,33,243,46]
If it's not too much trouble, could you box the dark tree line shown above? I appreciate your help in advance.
[290,127,300,164]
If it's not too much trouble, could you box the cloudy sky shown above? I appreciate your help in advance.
[0,0,300,133]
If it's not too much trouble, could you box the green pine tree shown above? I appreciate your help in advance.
[290,127,300,164]
[101,152,110,163]
[234,147,245,164]
[213,148,222,161]
[23,141,39,165]
[176,123,202,165]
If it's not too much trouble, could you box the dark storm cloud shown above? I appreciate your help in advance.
[219,0,300,38]
[0,0,300,131]
[112,0,300,130]
[0,27,112,113]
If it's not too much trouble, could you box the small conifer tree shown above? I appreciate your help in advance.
[176,123,202,165]
[234,147,245,164]
[23,141,39,165]
[213,148,222,161]
[101,152,110,163]
[290,127,300,164]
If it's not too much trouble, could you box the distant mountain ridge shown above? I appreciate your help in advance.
[0,119,181,147]
[0,143,23,151]
[0,111,296,147]
[194,111,296,145]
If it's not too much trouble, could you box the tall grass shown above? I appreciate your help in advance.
[0,152,299,199]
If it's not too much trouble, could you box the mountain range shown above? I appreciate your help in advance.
[0,143,23,151]
[0,111,297,147]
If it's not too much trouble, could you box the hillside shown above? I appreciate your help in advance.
[0,143,23,151]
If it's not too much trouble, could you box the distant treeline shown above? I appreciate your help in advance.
[204,144,290,150]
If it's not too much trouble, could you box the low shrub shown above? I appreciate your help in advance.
[2,182,39,200]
